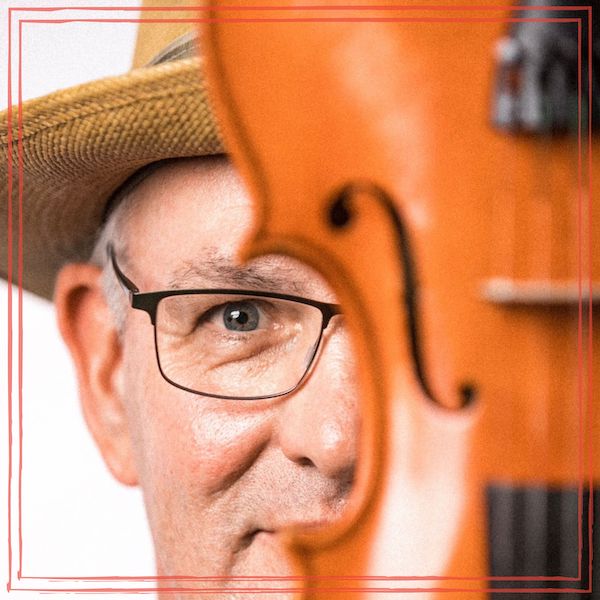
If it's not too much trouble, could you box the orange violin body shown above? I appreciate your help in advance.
[201,2,598,598]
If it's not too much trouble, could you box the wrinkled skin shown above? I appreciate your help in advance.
[56,157,359,599]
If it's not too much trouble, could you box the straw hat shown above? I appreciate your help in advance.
[0,0,224,300]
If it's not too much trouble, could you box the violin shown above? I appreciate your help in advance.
[201,1,599,597]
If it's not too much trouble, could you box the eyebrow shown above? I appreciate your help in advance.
[166,251,310,296]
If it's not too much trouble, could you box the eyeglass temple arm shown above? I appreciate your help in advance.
[321,303,342,329]
[107,243,139,299]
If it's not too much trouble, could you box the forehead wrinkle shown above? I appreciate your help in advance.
[167,251,307,295]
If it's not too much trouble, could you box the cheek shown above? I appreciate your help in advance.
[189,410,272,493]
[122,320,274,497]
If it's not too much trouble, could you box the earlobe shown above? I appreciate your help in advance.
[55,264,139,486]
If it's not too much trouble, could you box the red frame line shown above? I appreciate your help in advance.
[7,6,593,595]
[5,4,595,12]
[5,4,594,595]
[17,574,587,581]
[2,585,596,594]
[5,6,14,597]
[17,17,583,24]
[16,14,24,587]
[3,584,598,594]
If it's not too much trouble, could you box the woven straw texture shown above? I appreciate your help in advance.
[0,54,224,300]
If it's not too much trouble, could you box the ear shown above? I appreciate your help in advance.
[55,264,139,486]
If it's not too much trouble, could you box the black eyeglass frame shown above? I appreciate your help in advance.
[108,244,343,400]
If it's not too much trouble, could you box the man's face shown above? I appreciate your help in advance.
[113,158,359,592]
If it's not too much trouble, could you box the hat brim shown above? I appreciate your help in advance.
[0,56,224,300]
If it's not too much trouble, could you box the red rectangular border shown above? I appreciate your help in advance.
[5,3,594,595]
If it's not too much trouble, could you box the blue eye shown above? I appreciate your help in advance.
[223,301,260,331]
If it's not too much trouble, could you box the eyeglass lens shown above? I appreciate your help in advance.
[155,293,324,398]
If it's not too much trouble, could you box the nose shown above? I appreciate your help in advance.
[276,322,359,483]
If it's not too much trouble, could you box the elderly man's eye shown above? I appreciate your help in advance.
[155,293,324,398]
[221,301,260,332]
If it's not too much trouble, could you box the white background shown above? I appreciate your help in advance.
[1,1,157,597]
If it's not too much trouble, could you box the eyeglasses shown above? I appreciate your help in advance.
[108,245,342,400]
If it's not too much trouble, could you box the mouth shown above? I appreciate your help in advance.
[230,516,344,578]
[231,528,298,579]
[241,519,331,549]
[235,504,345,561]
[238,528,274,552]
